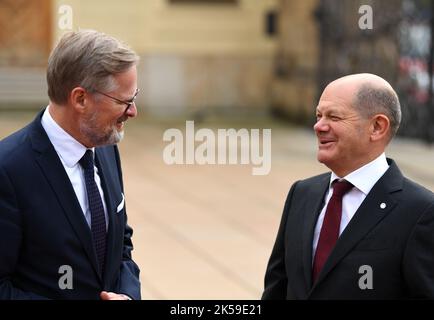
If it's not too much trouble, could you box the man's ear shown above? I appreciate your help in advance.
[69,87,88,113]
[370,114,390,142]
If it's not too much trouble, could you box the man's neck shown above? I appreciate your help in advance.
[331,151,386,178]
[48,103,91,148]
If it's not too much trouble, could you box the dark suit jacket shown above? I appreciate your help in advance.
[262,159,434,299]
[0,110,140,299]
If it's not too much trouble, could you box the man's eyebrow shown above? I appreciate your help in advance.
[125,89,138,102]
[317,107,341,114]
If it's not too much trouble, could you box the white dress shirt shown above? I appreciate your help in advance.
[312,153,389,260]
[41,106,108,230]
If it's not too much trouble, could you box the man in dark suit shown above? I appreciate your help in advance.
[262,73,434,299]
[0,30,141,299]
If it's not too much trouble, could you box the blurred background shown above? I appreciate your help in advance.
[1,0,434,299]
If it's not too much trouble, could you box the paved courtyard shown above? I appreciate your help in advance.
[2,110,434,299]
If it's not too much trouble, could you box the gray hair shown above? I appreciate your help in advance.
[353,84,402,138]
[47,29,139,104]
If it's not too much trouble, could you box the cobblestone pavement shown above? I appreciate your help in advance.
[1,111,434,299]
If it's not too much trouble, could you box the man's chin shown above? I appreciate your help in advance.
[109,128,124,144]
[116,130,124,142]
[317,151,332,166]
[91,130,124,147]
[116,121,125,130]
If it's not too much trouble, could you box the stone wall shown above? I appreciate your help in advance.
[271,0,320,123]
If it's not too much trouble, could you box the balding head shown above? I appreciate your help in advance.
[328,73,401,139]
[330,73,395,91]
[314,73,401,176]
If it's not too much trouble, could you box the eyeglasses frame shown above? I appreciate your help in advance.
[93,88,140,113]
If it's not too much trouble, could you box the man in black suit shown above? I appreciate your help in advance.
[0,30,141,299]
[262,73,434,299]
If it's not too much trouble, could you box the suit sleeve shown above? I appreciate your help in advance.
[0,166,49,300]
[262,181,298,300]
[402,202,434,298]
[113,146,141,300]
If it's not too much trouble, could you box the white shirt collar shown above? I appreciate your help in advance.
[41,106,94,168]
[330,153,389,195]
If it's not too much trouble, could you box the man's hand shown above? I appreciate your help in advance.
[100,291,131,300]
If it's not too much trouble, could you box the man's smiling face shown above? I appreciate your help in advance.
[313,79,372,177]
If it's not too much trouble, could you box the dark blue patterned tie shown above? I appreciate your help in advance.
[79,149,107,275]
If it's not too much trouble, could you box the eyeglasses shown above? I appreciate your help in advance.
[93,88,140,113]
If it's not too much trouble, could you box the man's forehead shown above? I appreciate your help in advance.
[316,104,345,113]
[113,66,137,95]
[324,80,358,99]
[113,84,138,99]
[316,94,351,111]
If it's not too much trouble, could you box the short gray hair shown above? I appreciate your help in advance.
[353,84,402,138]
[47,30,139,104]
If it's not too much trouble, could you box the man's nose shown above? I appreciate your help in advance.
[313,118,329,133]
[126,102,138,118]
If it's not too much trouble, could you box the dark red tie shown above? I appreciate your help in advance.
[312,179,353,283]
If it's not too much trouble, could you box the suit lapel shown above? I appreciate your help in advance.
[29,113,101,280]
[301,174,330,290]
[310,160,403,289]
